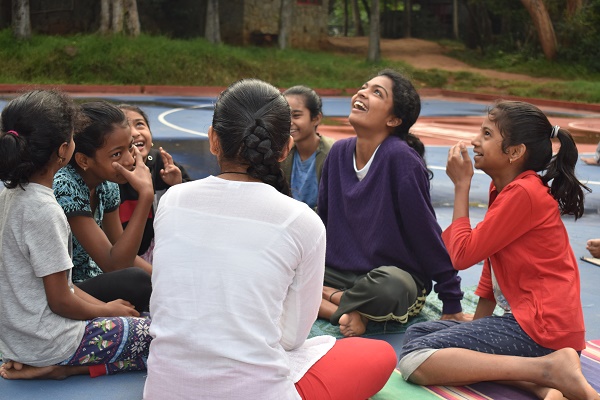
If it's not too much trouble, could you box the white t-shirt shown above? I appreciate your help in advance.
[144,176,334,400]
[0,184,85,366]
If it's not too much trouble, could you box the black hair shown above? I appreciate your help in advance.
[0,89,80,189]
[118,104,151,129]
[70,101,129,166]
[376,69,432,178]
[489,100,589,219]
[212,78,291,195]
[283,85,323,121]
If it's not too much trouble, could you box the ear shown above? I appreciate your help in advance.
[208,126,221,157]
[278,136,294,162]
[57,142,70,163]
[508,143,526,163]
[74,152,90,171]
[312,113,323,129]
[386,117,402,128]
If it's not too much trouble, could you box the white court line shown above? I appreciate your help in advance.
[429,165,600,185]
[158,105,213,137]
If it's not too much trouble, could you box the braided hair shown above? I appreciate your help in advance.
[212,79,291,195]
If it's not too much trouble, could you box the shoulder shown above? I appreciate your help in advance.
[53,165,89,209]
[319,135,336,151]
[380,137,426,169]
[329,137,355,155]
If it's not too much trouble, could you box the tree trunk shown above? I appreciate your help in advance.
[99,0,110,34]
[520,0,557,60]
[123,0,140,37]
[12,0,31,40]
[205,0,221,44]
[351,0,364,36]
[367,0,380,62]
[452,0,459,39]
[111,0,124,34]
[343,0,349,36]
[403,0,411,38]
[360,0,370,20]
[279,0,293,49]
[566,0,582,18]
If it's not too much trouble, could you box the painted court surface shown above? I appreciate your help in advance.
[1,92,600,399]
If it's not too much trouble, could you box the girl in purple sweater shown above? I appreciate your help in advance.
[317,69,471,337]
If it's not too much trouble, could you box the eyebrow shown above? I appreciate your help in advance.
[107,138,133,153]
[373,84,389,97]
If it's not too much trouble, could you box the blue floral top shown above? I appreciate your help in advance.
[53,164,120,283]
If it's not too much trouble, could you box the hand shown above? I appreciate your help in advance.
[581,156,600,166]
[587,239,600,258]
[446,141,474,188]
[104,299,140,317]
[159,147,183,186]
[441,312,473,322]
[112,146,153,198]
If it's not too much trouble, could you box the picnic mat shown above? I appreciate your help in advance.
[372,339,600,400]
[308,285,489,339]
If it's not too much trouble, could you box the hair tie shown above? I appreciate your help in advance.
[6,130,18,137]
[550,125,560,139]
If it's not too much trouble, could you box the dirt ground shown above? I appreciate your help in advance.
[327,36,555,83]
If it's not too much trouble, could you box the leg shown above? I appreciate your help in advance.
[411,348,599,400]
[399,315,599,400]
[60,316,152,377]
[295,337,397,400]
[331,266,424,325]
[77,267,152,312]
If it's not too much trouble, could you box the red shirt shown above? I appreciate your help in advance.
[442,171,585,351]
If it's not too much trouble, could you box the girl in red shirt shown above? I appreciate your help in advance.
[398,100,599,400]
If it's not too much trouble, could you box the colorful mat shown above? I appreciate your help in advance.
[309,284,494,339]
[372,339,600,400]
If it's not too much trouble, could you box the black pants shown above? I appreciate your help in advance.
[76,267,152,312]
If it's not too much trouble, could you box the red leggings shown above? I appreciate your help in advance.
[295,337,397,400]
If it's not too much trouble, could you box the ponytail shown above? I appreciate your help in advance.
[542,127,589,219]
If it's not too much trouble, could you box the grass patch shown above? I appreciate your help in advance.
[1,30,600,104]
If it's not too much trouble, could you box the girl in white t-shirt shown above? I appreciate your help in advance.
[143,79,397,400]
[0,90,151,380]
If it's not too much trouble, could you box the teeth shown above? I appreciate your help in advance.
[354,101,367,111]
[134,142,144,146]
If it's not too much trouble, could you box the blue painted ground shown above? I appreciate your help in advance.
[1,94,599,398]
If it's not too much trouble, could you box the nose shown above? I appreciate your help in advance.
[121,147,135,169]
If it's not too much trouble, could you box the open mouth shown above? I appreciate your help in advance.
[353,100,367,111]
[133,141,146,150]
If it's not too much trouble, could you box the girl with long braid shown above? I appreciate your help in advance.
[143,78,396,400]
[398,100,598,400]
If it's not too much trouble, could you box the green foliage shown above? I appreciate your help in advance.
[1,30,600,104]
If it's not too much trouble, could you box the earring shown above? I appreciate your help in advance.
[509,158,513,164]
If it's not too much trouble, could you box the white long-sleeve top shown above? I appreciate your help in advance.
[143,176,334,400]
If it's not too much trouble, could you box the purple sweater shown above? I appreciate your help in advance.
[318,136,463,314]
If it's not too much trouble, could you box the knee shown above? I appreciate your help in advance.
[369,267,417,303]
[123,267,152,288]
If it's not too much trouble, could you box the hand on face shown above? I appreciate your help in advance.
[159,147,183,186]
[112,146,153,197]
[446,141,474,187]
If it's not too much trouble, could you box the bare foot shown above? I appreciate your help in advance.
[0,362,86,380]
[339,311,368,337]
[539,348,600,400]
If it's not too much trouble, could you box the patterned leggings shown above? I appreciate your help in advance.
[58,316,152,377]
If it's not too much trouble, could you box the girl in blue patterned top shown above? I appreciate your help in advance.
[53,101,153,312]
